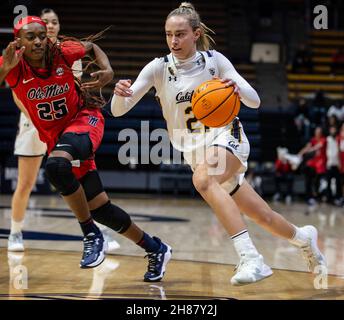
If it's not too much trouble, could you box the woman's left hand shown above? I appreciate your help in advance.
[81,69,114,89]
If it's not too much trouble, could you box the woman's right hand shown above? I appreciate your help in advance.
[114,79,133,97]
[2,40,25,71]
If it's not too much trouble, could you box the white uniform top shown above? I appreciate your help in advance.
[111,50,260,152]
[326,135,340,168]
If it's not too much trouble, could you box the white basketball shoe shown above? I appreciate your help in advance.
[297,225,327,273]
[230,253,273,286]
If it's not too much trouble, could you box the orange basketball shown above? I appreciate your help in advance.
[191,79,240,128]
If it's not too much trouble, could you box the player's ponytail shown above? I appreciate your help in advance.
[166,2,215,51]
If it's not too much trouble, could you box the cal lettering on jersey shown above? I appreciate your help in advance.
[176,91,194,104]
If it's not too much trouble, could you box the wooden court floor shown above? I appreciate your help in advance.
[0,194,343,300]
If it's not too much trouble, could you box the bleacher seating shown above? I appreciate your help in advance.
[287,30,344,100]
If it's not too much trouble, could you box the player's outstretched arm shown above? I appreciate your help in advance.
[81,42,114,89]
[0,40,25,85]
[111,59,157,117]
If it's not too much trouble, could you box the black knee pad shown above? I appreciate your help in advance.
[45,157,80,196]
[91,201,132,234]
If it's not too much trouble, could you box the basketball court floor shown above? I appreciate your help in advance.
[0,194,343,300]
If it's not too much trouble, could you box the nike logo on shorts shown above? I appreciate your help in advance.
[56,143,72,148]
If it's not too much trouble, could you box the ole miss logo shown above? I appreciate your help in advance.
[88,116,99,127]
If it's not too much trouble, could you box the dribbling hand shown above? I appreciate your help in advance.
[2,40,25,71]
[114,79,133,97]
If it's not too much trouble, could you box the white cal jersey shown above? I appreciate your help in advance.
[112,50,260,192]
[155,51,228,152]
[112,50,260,153]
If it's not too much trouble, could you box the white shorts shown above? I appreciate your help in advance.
[14,113,47,156]
[183,120,249,194]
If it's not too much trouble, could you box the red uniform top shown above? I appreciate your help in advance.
[0,41,86,151]
[306,136,327,174]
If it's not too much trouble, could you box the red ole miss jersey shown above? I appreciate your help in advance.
[0,41,86,147]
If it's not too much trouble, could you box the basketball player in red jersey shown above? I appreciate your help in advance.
[8,8,120,255]
[0,16,172,281]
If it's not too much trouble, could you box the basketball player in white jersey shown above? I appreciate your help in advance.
[8,8,120,254]
[111,2,326,285]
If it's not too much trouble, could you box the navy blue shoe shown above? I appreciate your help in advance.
[80,232,106,269]
[144,237,172,282]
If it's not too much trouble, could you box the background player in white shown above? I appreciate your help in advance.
[111,2,326,285]
[8,8,120,254]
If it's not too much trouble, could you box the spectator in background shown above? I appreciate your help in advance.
[298,127,327,206]
[291,44,313,74]
[327,100,344,123]
[309,90,327,127]
[313,90,326,107]
[325,114,340,133]
[273,147,294,205]
[293,98,311,146]
[331,48,344,75]
[326,126,342,205]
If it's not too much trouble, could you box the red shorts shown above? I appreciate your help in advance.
[47,108,104,180]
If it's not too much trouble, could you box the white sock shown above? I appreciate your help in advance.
[289,225,309,247]
[231,230,259,258]
[10,219,24,235]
